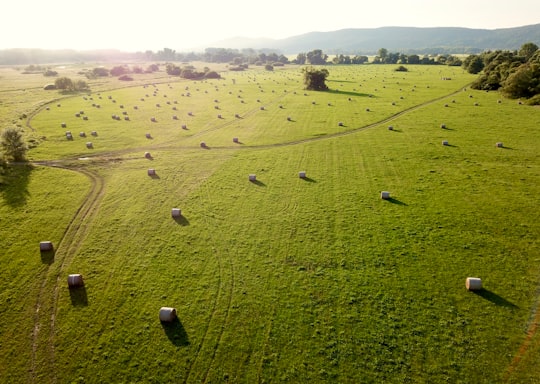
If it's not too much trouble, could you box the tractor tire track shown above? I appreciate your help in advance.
[30,164,105,384]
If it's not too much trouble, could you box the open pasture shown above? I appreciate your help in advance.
[1,64,539,383]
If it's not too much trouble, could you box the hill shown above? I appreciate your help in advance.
[210,24,540,54]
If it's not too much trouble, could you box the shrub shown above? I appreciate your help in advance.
[395,65,408,72]
[118,75,134,81]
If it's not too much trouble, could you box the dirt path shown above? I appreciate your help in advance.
[29,165,106,383]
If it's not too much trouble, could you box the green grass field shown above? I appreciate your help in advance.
[1,64,539,383]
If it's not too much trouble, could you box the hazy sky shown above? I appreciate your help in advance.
[3,0,539,51]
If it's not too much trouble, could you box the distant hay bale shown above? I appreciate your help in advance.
[188,111,193,116]
[366,108,370,112]
[75,113,80,117]
[442,140,449,146]
[145,152,151,159]
[497,100,502,104]
[148,168,156,176]
[40,241,53,252]
[86,142,93,149]
[235,113,240,118]
[200,142,207,148]
[66,133,73,140]
[466,277,482,291]
[444,104,448,107]
[83,116,88,120]
[173,115,178,120]
[67,274,84,288]
[249,174,256,181]
[61,122,66,128]
[381,191,391,200]
[159,307,177,322]
[233,137,239,143]
[338,122,344,127]
[440,123,446,129]
[474,102,479,106]
[287,116,292,121]
[79,132,86,137]
[496,142,504,148]
[146,133,152,139]
[388,126,394,131]
[91,131,97,136]
[124,116,129,121]
[298,171,306,178]
[171,208,182,217]
[217,114,222,118]
[260,106,265,110]
[151,117,156,122]
[120,104,124,109]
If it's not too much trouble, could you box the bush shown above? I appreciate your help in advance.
[118,75,133,81]
[395,65,408,72]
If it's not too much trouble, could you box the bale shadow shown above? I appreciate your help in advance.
[69,285,88,306]
[149,173,160,179]
[326,89,372,98]
[40,249,55,265]
[161,317,190,346]
[301,177,317,183]
[386,197,408,206]
[173,215,190,226]
[250,179,266,187]
[473,289,518,308]
[0,163,33,207]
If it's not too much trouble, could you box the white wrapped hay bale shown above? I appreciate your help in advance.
[40,241,53,251]
[466,277,482,291]
[171,208,181,217]
[67,274,84,288]
[381,191,391,200]
[159,307,177,322]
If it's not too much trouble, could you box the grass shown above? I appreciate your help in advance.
[1,64,539,383]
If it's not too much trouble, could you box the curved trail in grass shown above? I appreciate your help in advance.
[29,165,105,383]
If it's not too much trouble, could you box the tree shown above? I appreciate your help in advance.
[302,67,329,91]
[378,48,388,60]
[519,42,539,61]
[306,50,328,65]
[54,77,73,90]
[463,55,484,74]
[1,127,27,162]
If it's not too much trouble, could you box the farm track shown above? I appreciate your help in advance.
[29,164,105,383]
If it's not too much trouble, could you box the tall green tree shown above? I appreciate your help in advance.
[1,127,27,162]
[519,42,539,61]
[302,67,329,91]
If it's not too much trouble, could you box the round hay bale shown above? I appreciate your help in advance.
[67,274,84,288]
[66,133,73,140]
[298,171,306,178]
[388,126,394,131]
[144,152,152,159]
[171,208,182,217]
[40,241,53,251]
[338,122,344,127]
[442,140,449,146]
[496,142,504,148]
[83,116,88,121]
[79,132,86,137]
[249,174,256,181]
[86,142,93,149]
[146,133,152,139]
[200,142,206,148]
[466,277,482,291]
[159,307,177,322]
[233,137,239,143]
[182,124,187,129]
[148,169,156,176]
[381,191,391,200]
[440,124,446,129]
[61,122,66,128]
[91,131,97,136]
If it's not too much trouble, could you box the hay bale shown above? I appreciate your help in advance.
[61,122,66,128]
[146,133,152,139]
[144,152,151,159]
[66,133,73,140]
[182,124,187,129]
[338,122,344,127]
[173,115,178,120]
[83,116,88,121]
[151,117,156,122]
[171,208,182,217]
[67,274,84,288]
[299,171,306,178]
[388,126,394,131]
[442,140,449,146]
[466,277,482,291]
[381,191,391,200]
[440,123,446,129]
[148,169,156,176]
[249,174,256,181]
[200,142,206,148]
[287,116,292,121]
[86,142,93,149]
[79,132,86,137]
[496,142,504,148]
[91,131,97,136]
[233,137,239,143]
[159,307,177,322]
[40,241,53,251]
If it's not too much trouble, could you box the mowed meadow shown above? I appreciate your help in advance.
[1,63,539,383]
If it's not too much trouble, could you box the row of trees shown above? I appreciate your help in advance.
[465,42,540,101]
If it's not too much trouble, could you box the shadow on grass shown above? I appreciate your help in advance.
[473,289,518,308]
[40,249,55,265]
[250,179,266,187]
[69,286,88,306]
[0,163,33,207]
[386,197,408,206]
[325,89,372,98]
[149,173,160,179]
[161,318,190,346]
[173,215,190,226]
[301,177,317,183]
